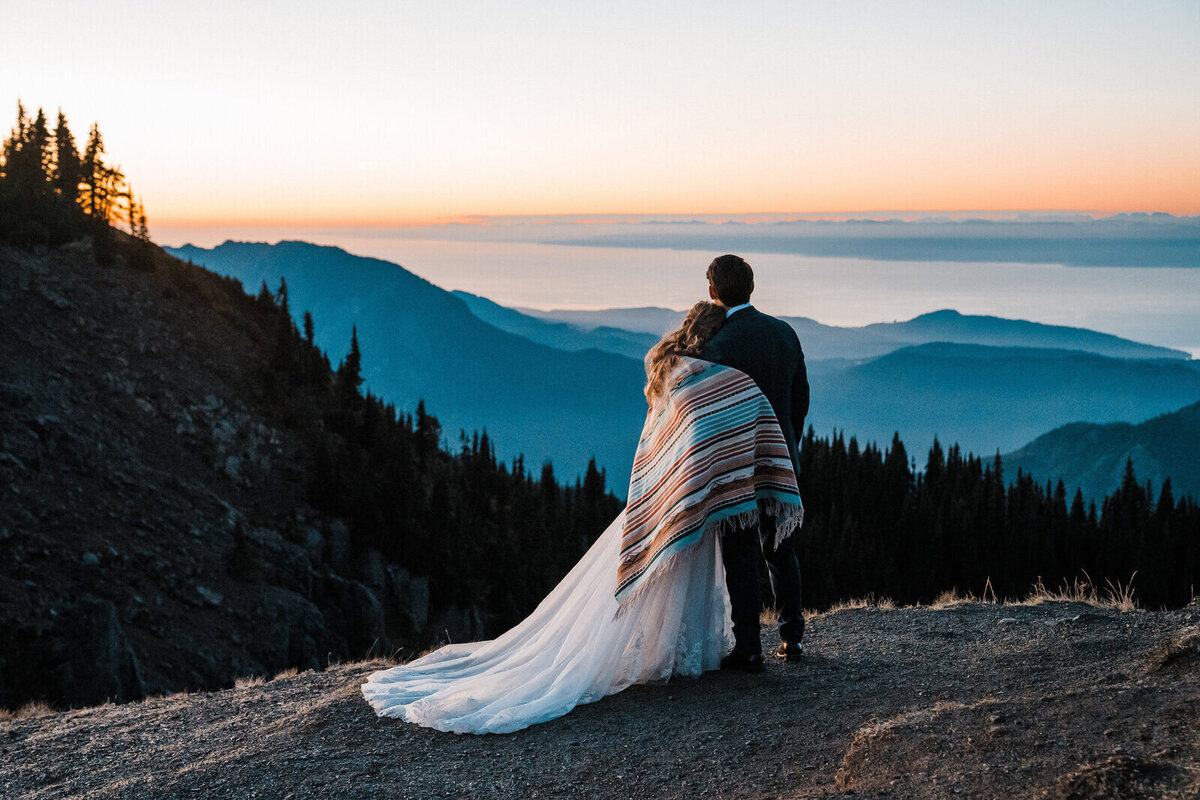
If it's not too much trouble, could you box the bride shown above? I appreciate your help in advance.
[361,301,804,734]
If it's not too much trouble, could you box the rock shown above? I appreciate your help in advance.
[196,586,224,607]
[298,526,325,563]
[223,455,241,479]
[431,604,486,644]
[355,546,387,595]
[325,520,352,573]
[29,415,61,439]
[998,618,1018,625]
[0,451,26,470]
[43,291,72,311]
[81,552,100,566]
[60,597,144,707]
[320,575,389,658]
[212,419,238,449]
[386,565,430,632]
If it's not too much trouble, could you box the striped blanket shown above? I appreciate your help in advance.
[616,356,804,609]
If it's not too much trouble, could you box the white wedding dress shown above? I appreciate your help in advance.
[361,509,734,734]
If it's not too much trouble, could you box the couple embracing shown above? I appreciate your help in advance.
[362,254,810,734]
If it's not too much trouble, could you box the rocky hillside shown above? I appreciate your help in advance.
[0,238,615,713]
[2,599,1198,799]
[0,240,399,709]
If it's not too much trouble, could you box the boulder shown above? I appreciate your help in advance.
[60,597,144,707]
[324,520,352,573]
[320,575,389,659]
[355,546,387,596]
[430,604,486,645]
[385,565,430,633]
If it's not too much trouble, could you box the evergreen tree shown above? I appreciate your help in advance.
[52,110,81,203]
[336,325,363,399]
[29,108,53,187]
[79,122,104,217]
[275,276,290,316]
[134,194,149,240]
[0,101,30,178]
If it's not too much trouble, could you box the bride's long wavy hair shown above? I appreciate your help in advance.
[644,302,727,407]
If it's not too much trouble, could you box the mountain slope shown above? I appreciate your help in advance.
[1005,400,1200,500]
[169,241,648,484]
[515,305,685,336]
[452,290,658,361]
[0,240,394,709]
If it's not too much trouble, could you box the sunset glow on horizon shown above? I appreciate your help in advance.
[7,1,1199,225]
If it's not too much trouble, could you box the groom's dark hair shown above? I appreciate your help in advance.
[707,254,754,306]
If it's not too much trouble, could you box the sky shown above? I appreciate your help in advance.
[5,1,1200,225]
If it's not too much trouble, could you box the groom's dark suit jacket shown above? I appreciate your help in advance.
[700,306,810,476]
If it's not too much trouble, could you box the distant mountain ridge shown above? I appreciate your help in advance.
[1005,400,1200,501]
[170,240,1200,486]
[453,291,658,362]
[510,305,1188,362]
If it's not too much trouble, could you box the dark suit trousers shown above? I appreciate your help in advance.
[721,507,804,655]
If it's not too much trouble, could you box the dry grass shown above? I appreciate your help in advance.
[815,573,1140,616]
[928,579,1002,609]
[271,667,300,681]
[818,595,897,616]
[1016,572,1139,612]
[234,675,265,689]
[0,700,56,721]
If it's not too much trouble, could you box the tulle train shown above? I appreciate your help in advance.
[360,510,734,734]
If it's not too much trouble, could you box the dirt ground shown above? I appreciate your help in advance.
[3,599,1199,799]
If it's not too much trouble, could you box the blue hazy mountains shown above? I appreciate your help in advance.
[806,343,1200,459]
[170,240,1200,491]
[508,306,1188,363]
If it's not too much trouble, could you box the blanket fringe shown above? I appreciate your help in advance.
[613,499,804,620]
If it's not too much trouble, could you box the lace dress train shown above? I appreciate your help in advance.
[360,510,734,734]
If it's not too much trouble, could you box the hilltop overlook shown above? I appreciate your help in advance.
[3,599,1198,799]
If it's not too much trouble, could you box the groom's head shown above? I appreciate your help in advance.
[706,254,754,307]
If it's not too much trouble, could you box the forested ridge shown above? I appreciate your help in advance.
[248,276,622,626]
[796,430,1200,609]
[0,101,149,256]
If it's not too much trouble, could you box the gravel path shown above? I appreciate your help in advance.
[3,600,1198,799]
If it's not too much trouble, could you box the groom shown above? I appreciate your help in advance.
[700,254,810,672]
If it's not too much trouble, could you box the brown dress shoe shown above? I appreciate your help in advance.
[776,641,804,662]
